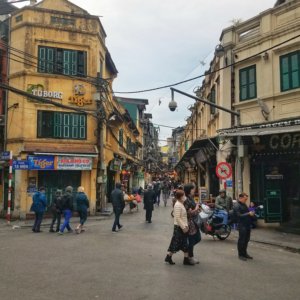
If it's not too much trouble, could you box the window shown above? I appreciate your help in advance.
[37,111,86,139]
[239,65,257,101]
[119,129,123,146]
[38,46,87,77]
[15,15,23,23]
[127,137,131,153]
[280,51,300,92]
[210,86,216,114]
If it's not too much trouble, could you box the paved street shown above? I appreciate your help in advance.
[0,202,300,300]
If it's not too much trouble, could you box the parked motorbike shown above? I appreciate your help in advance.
[199,203,231,240]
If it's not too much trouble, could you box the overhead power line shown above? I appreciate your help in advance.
[113,33,300,94]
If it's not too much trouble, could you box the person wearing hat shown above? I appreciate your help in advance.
[30,186,47,233]
[49,189,63,232]
[58,186,74,235]
[215,189,233,211]
[234,192,255,261]
[143,183,156,223]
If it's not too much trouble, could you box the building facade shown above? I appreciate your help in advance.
[3,0,118,218]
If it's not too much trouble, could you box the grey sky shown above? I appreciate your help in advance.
[19,0,276,143]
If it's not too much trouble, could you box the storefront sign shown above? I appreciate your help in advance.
[57,156,92,170]
[269,133,300,150]
[0,151,10,160]
[13,160,29,170]
[27,84,63,100]
[28,156,55,170]
[110,159,122,172]
[68,84,93,107]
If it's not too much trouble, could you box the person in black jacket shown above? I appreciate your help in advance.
[75,186,89,234]
[49,189,63,232]
[58,186,74,235]
[234,192,256,261]
[143,184,156,223]
[111,183,125,232]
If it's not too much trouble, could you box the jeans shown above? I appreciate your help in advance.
[156,192,161,206]
[112,209,121,231]
[60,209,72,232]
[32,212,44,232]
[50,210,61,231]
[238,225,251,256]
[78,210,88,225]
[145,209,152,222]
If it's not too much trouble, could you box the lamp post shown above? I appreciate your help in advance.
[169,87,243,194]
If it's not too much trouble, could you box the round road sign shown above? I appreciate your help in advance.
[216,162,232,179]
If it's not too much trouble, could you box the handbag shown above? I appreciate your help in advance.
[193,213,202,228]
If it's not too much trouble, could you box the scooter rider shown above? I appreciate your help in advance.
[215,189,233,224]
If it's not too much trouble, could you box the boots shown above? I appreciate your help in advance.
[165,255,175,265]
[183,257,195,266]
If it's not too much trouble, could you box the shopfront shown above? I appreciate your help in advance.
[250,132,300,228]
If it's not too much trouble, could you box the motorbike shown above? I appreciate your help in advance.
[199,203,231,240]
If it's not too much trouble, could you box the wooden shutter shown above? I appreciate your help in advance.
[291,53,299,89]
[63,113,70,138]
[47,48,54,73]
[38,47,46,72]
[72,114,79,138]
[54,112,62,138]
[63,50,71,75]
[79,115,86,139]
[71,51,77,75]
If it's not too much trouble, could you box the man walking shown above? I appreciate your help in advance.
[58,186,74,235]
[234,192,255,261]
[31,187,47,233]
[143,184,156,223]
[111,183,125,232]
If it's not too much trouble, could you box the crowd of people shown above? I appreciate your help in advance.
[30,185,89,235]
[31,178,257,263]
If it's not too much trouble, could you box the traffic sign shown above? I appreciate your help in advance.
[216,162,232,179]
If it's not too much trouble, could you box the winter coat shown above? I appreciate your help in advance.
[51,195,63,213]
[143,189,156,211]
[111,188,125,212]
[233,201,252,228]
[76,192,89,212]
[31,192,47,213]
[215,195,233,211]
[61,191,74,211]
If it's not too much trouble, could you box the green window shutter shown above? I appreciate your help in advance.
[63,50,71,75]
[291,53,299,89]
[239,65,256,101]
[79,115,86,139]
[72,114,79,138]
[63,114,70,138]
[47,48,54,73]
[119,129,123,146]
[71,51,77,75]
[37,111,43,137]
[210,87,216,114]
[54,112,62,138]
[38,47,46,72]
[280,56,290,91]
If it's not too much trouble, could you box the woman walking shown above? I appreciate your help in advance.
[75,186,89,234]
[165,189,193,265]
[49,189,63,232]
[184,183,201,265]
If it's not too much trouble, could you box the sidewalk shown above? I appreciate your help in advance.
[231,227,300,253]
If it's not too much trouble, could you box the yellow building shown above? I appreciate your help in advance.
[4,0,118,218]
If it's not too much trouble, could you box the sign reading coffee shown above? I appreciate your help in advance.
[269,133,300,150]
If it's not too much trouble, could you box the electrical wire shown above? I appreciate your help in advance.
[113,33,300,94]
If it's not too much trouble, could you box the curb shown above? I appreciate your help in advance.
[250,239,300,253]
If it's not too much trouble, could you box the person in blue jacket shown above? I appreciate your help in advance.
[30,186,47,233]
[75,186,89,234]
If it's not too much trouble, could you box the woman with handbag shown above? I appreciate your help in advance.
[165,189,193,265]
[184,183,201,265]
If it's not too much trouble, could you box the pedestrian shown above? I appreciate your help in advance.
[111,182,125,232]
[162,181,170,207]
[30,186,47,233]
[154,181,161,206]
[233,192,256,261]
[143,184,156,223]
[184,183,201,265]
[165,189,193,266]
[75,186,89,234]
[49,189,63,232]
[58,186,74,235]
[249,201,258,229]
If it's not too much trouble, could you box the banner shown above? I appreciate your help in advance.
[57,156,92,170]
[13,160,29,170]
[27,156,55,170]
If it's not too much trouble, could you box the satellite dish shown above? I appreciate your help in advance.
[257,99,270,120]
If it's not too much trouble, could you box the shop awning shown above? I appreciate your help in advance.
[23,143,98,157]
[219,125,300,137]
[175,137,217,169]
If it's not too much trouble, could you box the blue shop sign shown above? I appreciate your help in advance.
[0,151,10,160]
[28,156,55,170]
[226,180,233,187]
[13,160,29,170]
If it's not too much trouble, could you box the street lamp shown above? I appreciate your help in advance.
[169,87,243,194]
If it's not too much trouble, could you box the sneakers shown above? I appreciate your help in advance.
[118,225,123,230]
[189,257,199,264]
[57,231,63,235]
[112,229,118,233]
[238,256,247,261]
